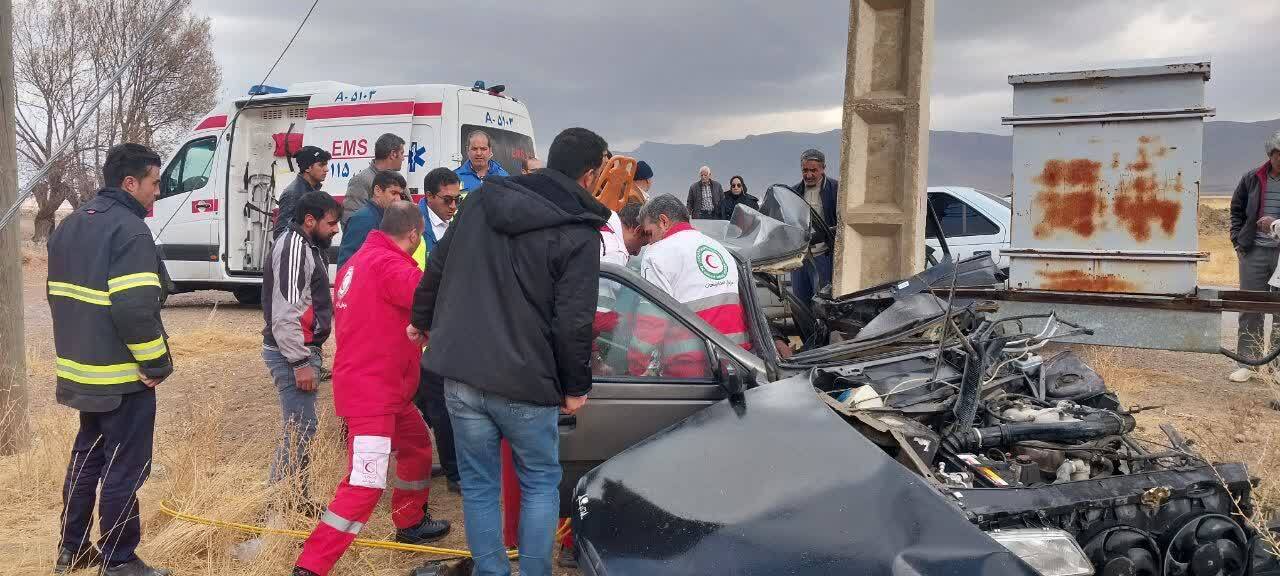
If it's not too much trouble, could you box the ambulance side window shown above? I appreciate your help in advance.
[160,137,217,200]
[594,278,713,380]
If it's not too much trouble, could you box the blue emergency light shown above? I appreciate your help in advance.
[248,84,287,96]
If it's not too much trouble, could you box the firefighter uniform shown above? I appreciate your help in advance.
[48,187,173,567]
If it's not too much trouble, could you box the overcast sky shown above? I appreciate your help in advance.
[190,0,1280,150]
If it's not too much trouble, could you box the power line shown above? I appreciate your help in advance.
[0,0,186,232]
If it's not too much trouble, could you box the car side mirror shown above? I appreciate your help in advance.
[715,352,754,398]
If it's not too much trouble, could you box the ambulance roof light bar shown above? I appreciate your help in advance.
[248,84,288,96]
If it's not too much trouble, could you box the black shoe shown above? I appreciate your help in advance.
[430,463,444,478]
[396,513,451,544]
[557,544,578,569]
[100,558,172,576]
[292,568,320,576]
[318,366,332,382]
[409,558,473,576]
[54,546,102,573]
[446,478,461,494]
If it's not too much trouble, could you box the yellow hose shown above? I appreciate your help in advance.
[157,500,519,560]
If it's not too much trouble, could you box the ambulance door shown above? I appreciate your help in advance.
[153,134,221,282]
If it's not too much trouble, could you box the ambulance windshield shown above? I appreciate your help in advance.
[460,124,534,177]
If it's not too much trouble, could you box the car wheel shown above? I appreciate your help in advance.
[233,286,261,306]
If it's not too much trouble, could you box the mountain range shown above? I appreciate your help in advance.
[622,118,1280,199]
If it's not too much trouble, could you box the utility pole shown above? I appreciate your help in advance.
[0,0,28,455]
[833,0,932,295]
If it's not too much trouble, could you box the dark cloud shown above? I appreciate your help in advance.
[192,0,1280,147]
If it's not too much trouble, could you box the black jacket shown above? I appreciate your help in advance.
[1230,163,1272,252]
[715,192,760,220]
[686,179,724,219]
[412,169,609,406]
[47,188,172,412]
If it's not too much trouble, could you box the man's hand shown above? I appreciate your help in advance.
[562,394,588,415]
[295,365,317,392]
[406,324,428,346]
[774,338,794,360]
[1260,216,1277,230]
[139,373,162,388]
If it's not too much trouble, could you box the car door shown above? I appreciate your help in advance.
[153,136,220,281]
[557,267,733,517]
[925,191,1004,262]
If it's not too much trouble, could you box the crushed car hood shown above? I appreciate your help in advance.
[572,377,1039,576]
[692,184,812,272]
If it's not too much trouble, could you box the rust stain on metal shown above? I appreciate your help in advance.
[1033,159,1105,238]
[1036,270,1136,293]
[1115,137,1180,242]
[1156,147,1168,158]
[1111,153,1120,170]
[1052,96,1071,104]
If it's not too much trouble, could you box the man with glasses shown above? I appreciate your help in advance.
[411,167,464,493]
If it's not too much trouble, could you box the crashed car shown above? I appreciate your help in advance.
[561,186,1279,576]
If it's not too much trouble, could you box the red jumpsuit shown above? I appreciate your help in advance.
[296,231,434,575]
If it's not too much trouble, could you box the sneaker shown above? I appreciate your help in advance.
[54,546,102,573]
[446,478,461,494]
[397,513,451,544]
[318,366,332,382]
[1230,367,1257,383]
[557,544,578,569]
[100,558,172,576]
[292,568,320,576]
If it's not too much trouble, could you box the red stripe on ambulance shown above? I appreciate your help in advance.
[307,101,444,120]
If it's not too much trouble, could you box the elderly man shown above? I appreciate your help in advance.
[790,148,840,307]
[685,166,723,220]
[455,129,510,191]
[1229,131,1280,382]
[343,133,406,226]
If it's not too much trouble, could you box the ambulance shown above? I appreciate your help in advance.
[146,81,536,304]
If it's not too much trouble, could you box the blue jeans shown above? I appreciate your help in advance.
[263,346,323,496]
[444,379,560,576]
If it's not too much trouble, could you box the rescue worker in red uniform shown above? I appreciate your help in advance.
[293,202,450,576]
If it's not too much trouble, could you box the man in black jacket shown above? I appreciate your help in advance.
[1228,131,1280,382]
[48,144,173,576]
[408,127,609,576]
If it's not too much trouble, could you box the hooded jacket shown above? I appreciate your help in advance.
[411,169,609,406]
[332,230,423,417]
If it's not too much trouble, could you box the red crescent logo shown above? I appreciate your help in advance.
[363,461,376,473]
[704,253,721,270]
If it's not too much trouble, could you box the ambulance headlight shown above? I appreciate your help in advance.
[987,528,1093,576]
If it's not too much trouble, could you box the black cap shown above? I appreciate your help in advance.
[635,160,654,181]
[295,146,331,170]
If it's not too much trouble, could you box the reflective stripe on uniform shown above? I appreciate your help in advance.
[47,282,111,306]
[54,357,140,385]
[107,272,161,294]
[320,510,365,535]
[683,292,742,313]
[126,336,168,361]
[392,477,431,491]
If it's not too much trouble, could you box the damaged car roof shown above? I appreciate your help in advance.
[573,377,1039,576]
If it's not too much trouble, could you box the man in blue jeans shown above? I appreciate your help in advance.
[409,128,610,576]
[262,192,340,513]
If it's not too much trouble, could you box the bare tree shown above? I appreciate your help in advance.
[12,0,220,241]
[13,0,96,241]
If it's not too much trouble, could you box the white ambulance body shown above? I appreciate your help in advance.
[146,81,536,303]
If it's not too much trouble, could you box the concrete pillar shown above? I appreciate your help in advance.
[833,0,933,295]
